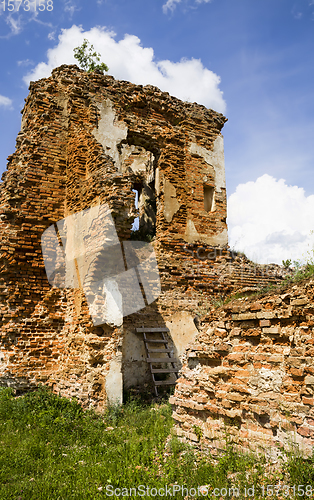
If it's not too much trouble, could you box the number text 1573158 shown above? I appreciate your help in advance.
[1,0,53,11]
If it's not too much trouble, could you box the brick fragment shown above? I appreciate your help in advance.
[291,298,309,306]
[259,319,271,327]
[305,376,314,385]
[262,326,281,334]
[256,311,277,319]
[302,397,314,405]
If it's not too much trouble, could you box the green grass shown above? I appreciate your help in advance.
[0,386,313,499]
[283,262,314,284]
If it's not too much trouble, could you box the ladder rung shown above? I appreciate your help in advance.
[151,368,178,373]
[137,328,169,333]
[155,380,177,386]
[138,325,178,397]
[147,348,171,353]
[147,358,177,363]
[144,339,168,343]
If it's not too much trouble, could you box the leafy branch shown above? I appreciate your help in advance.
[73,39,109,73]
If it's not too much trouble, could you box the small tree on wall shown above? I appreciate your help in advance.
[73,39,109,73]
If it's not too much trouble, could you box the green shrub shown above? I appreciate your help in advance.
[74,39,109,73]
[282,259,292,268]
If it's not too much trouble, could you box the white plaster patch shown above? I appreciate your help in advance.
[56,204,119,288]
[250,368,283,393]
[92,99,128,170]
[122,329,148,389]
[184,219,199,243]
[208,227,228,246]
[163,178,180,222]
[166,311,199,359]
[102,279,123,327]
[189,135,226,192]
[105,355,123,405]
[0,350,9,377]
[155,167,161,196]
[182,220,227,246]
[85,278,123,327]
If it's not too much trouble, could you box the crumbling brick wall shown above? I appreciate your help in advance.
[0,65,288,408]
[170,278,314,455]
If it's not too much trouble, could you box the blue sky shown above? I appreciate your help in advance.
[1,0,314,264]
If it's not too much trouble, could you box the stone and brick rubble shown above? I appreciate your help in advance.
[170,278,314,455]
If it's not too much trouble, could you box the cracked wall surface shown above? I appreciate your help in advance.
[0,64,289,409]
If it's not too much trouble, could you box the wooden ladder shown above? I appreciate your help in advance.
[136,327,179,397]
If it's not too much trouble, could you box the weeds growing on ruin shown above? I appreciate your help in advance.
[277,238,314,286]
[214,258,314,308]
[0,386,313,498]
[283,262,314,285]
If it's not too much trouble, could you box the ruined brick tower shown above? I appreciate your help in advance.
[0,64,230,407]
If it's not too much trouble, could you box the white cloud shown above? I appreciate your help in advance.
[0,1,40,37]
[227,174,314,265]
[162,0,182,13]
[0,95,13,108]
[17,59,34,67]
[64,0,81,17]
[162,0,212,14]
[23,25,226,113]
[5,14,23,35]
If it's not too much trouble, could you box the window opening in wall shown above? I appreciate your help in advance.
[131,189,139,231]
[131,181,156,241]
[204,185,214,212]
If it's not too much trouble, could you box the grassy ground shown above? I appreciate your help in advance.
[0,386,314,499]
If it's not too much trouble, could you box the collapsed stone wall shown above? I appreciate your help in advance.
[170,278,314,455]
[0,64,288,408]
